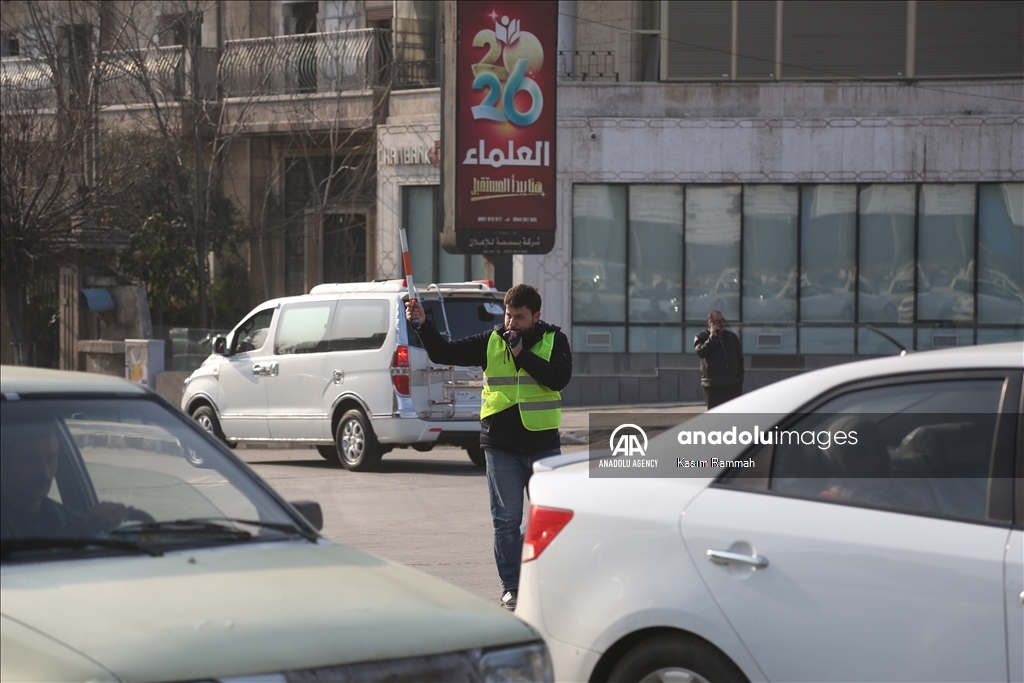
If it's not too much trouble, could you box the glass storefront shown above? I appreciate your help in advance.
[572,183,1024,354]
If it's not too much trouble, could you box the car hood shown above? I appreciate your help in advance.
[1,541,537,683]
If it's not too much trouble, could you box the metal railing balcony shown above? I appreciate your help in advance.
[0,57,56,109]
[98,46,217,106]
[220,28,387,98]
[557,50,619,82]
[393,59,439,89]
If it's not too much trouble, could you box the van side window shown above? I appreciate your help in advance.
[232,309,275,353]
[274,303,333,355]
[328,300,390,351]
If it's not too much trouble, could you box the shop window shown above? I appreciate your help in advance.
[977,184,1024,325]
[402,185,480,285]
[685,186,741,323]
[801,186,856,322]
[917,185,975,322]
[858,185,916,324]
[629,185,683,332]
[573,185,627,323]
[742,185,798,323]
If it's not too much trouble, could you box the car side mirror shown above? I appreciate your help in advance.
[213,336,228,355]
[290,500,323,531]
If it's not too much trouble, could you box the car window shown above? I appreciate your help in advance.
[765,379,1005,522]
[232,308,274,354]
[328,299,390,351]
[1,398,307,558]
[406,297,503,347]
[275,303,333,355]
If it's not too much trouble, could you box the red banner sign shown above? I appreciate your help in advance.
[452,1,557,254]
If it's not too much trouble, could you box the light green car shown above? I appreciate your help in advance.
[0,367,550,683]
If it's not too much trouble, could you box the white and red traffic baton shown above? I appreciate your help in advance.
[399,227,419,302]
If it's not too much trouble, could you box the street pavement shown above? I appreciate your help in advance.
[241,402,705,604]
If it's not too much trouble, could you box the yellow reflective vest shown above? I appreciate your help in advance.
[480,330,562,431]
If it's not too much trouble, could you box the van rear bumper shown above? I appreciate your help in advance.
[372,416,480,446]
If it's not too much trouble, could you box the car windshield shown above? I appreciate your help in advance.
[0,396,311,562]
[406,296,503,347]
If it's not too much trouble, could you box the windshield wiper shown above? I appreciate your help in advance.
[192,517,318,542]
[1,537,163,559]
[111,518,316,543]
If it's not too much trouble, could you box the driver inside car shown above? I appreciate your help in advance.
[0,419,130,539]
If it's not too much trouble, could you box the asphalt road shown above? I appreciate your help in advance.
[242,443,587,604]
[239,405,704,605]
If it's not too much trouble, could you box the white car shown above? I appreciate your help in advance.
[517,342,1023,683]
[1,367,551,682]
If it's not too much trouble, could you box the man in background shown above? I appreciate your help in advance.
[694,310,744,409]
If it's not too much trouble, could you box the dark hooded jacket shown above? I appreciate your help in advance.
[694,329,744,388]
[413,318,572,454]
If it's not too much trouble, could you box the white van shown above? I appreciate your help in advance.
[181,280,505,471]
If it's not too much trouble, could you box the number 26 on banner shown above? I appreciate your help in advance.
[470,40,543,125]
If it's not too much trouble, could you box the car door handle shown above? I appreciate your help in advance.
[252,362,279,377]
[707,549,769,569]
[333,369,344,384]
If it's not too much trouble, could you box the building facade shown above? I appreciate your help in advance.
[3,1,1021,403]
[377,0,1023,404]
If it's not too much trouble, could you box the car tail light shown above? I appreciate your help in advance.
[522,506,573,562]
[391,345,410,395]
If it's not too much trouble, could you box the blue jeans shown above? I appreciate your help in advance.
[484,447,561,592]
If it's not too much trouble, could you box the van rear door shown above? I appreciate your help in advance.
[407,295,504,420]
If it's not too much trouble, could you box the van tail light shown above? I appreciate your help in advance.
[391,345,410,395]
[522,506,573,562]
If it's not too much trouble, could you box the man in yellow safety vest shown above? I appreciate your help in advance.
[406,284,572,611]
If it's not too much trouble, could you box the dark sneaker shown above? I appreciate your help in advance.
[500,589,518,611]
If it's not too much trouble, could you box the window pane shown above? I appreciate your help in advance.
[858,185,915,323]
[768,379,1004,522]
[977,328,1024,345]
[918,185,975,322]
[573,186,627,322]
[781,1,906,79]
[666,1,731,79]
[977,184,1024,325]
[329,300,390,351]
[737,0,777,79]
[800,327,854,354]
[630,326,682,353]
[858,326,913,355]
[404,185,436,285]
[275,304,332,354]
[916,328,973,351]
[572,325,625,353]
[743,326,796,354]
[917,1,1024,78]
[438,248,465,283]
[685,186,741,322]
[743,186,798,322]
[801,186,856,322]
[629,185,683,323]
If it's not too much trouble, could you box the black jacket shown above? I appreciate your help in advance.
[413,318,572,455]
[694,329,744,388]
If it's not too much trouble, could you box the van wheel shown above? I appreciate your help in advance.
[316,445,339,462]
[466,444,486,468]
[606,634,747,683]
[192,405,226,442]
[335,409,384,472]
